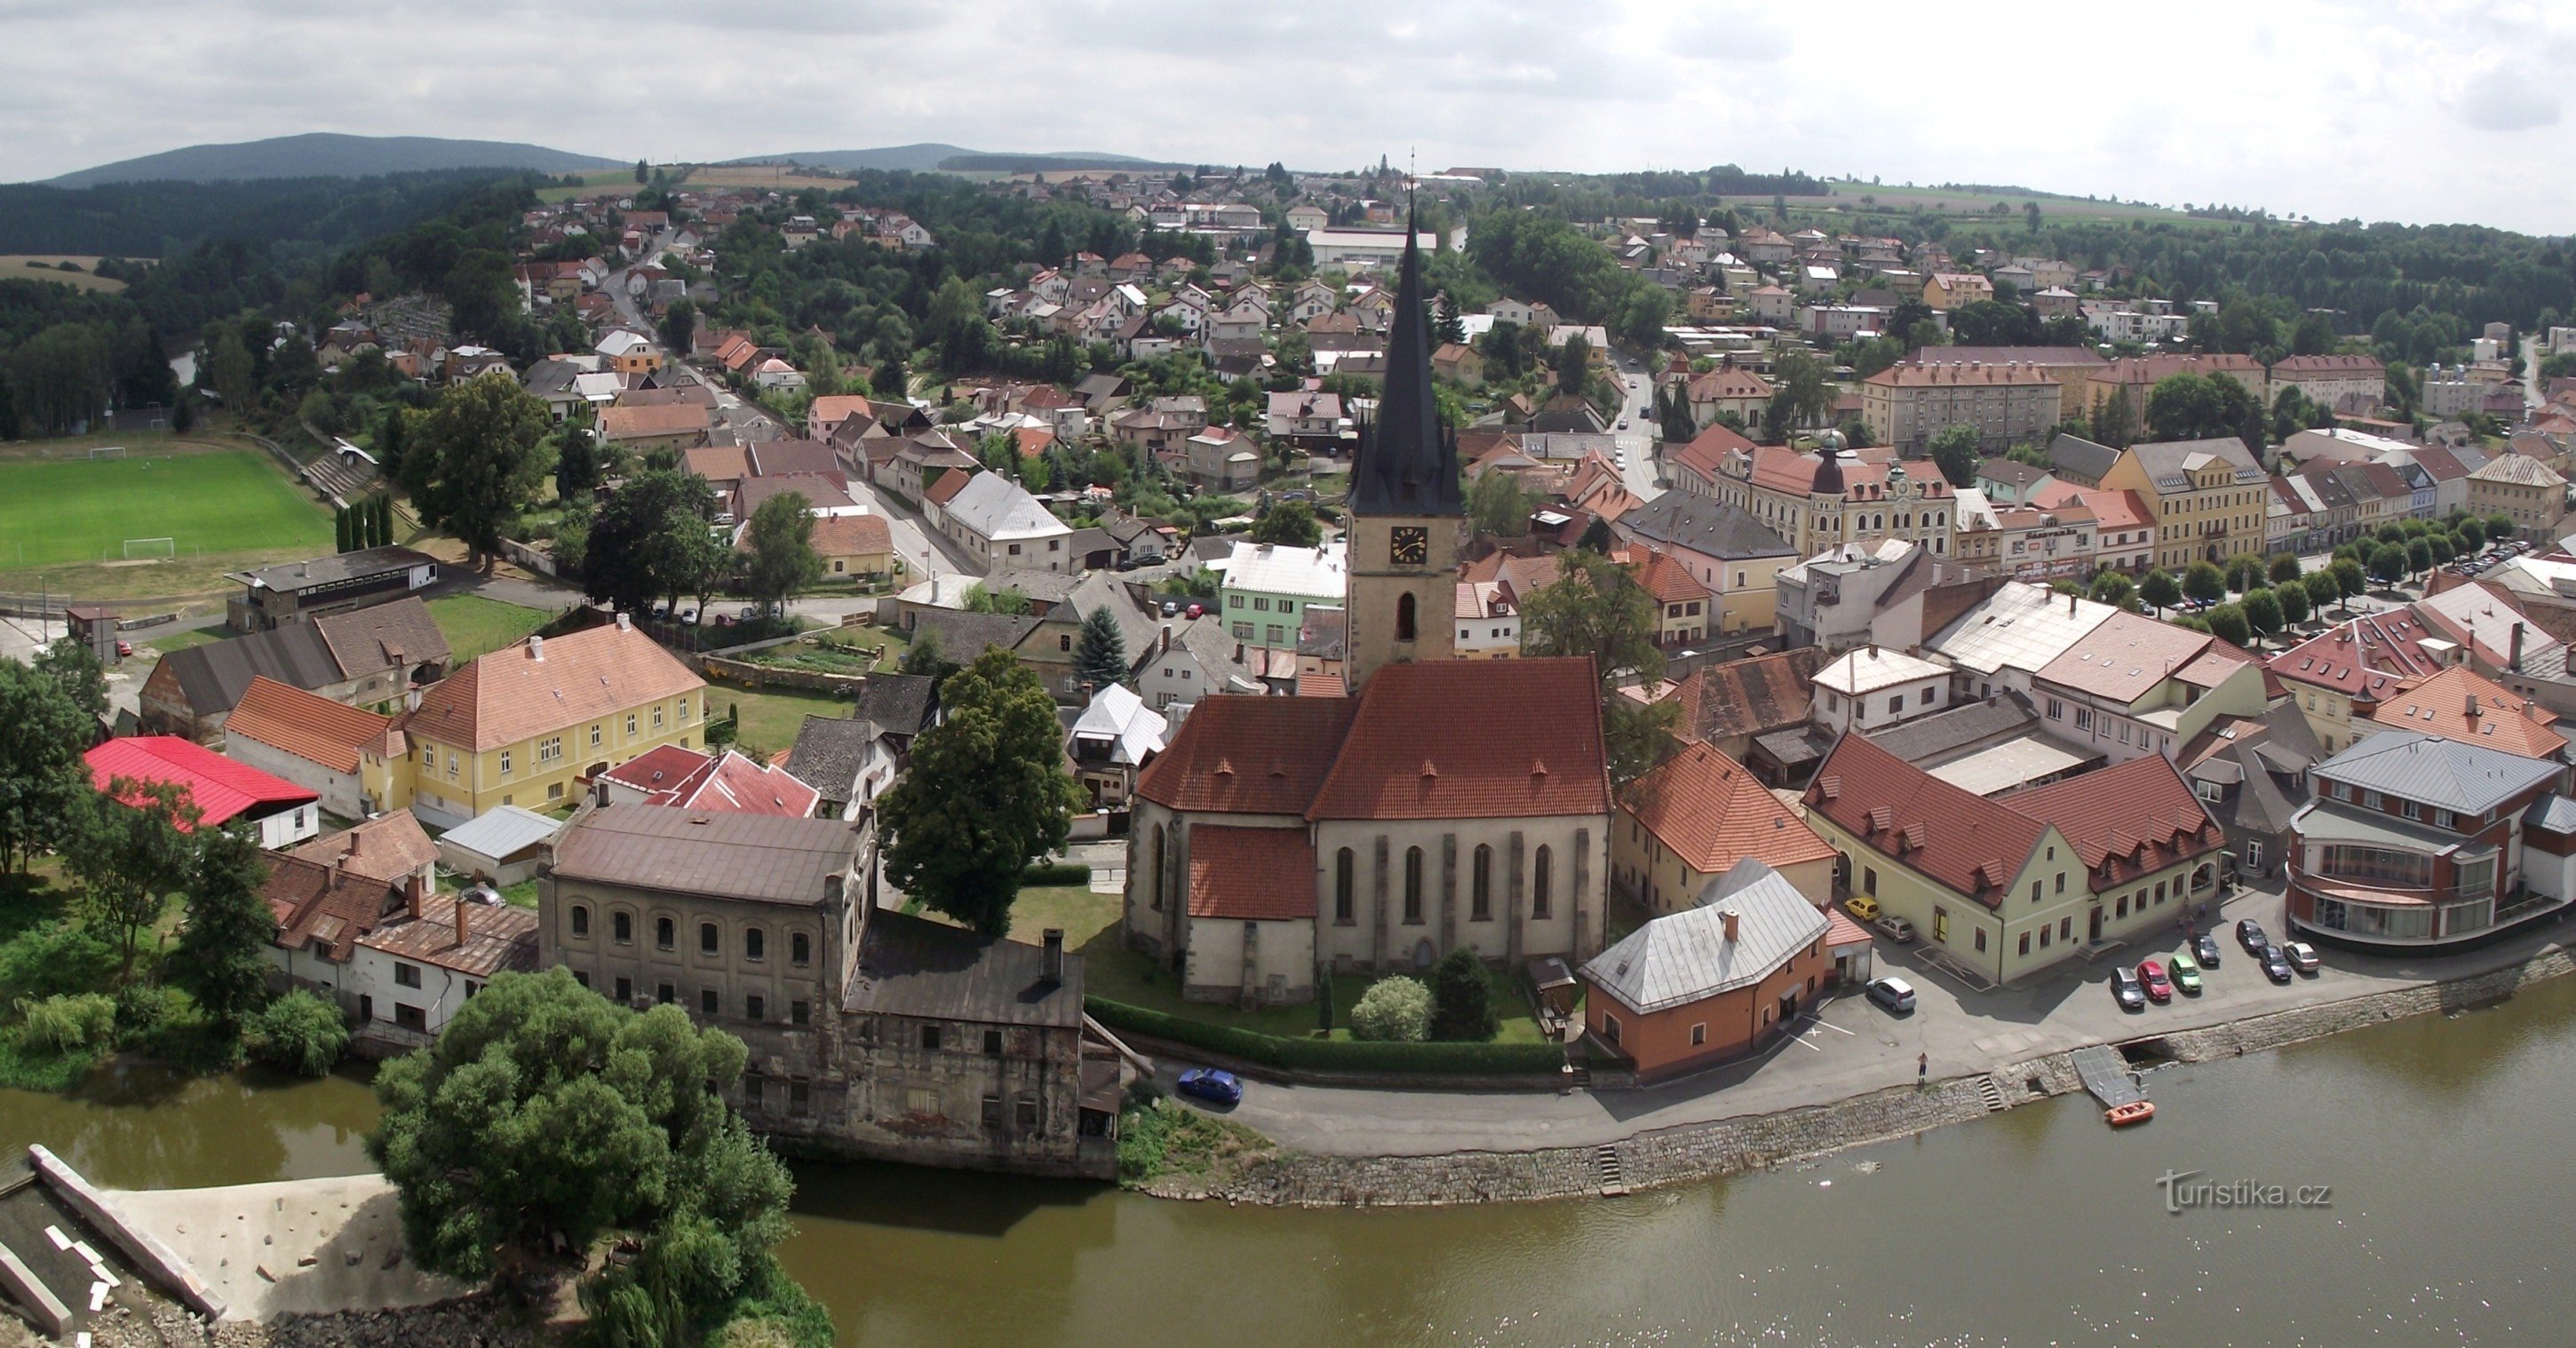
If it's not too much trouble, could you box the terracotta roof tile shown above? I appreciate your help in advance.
[1136,696,1357,813]
[264,854,409,960]
[809,513,893,557]
[1805,733,2046,908]
[407,621,705,754]
[283,810,438,886]
[1308,658,1609,821]
[224,677,402,773]
[2367,665,2567,760]
[1186,825,1316,921]
[2002,755,2224,885]
[1624,743,1836,876]
[1669,647,1826,745]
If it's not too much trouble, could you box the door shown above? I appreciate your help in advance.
[2087,906,2103,944]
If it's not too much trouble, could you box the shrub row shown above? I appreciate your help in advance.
[1086,997,1565,1075]
[1022,862,1093,885]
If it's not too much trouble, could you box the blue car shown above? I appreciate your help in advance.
[1175,1067,1242,1106]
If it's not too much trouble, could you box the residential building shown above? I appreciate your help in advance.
[143,595,449,741]
[1804,734,2226,985]
[2037,484,2154,573]
[86,736,320,848]
[2087,354,2268,416]
[1772,540,1936,654]
[2286,731,2567,952]
[1453,580,1521,658]
[1699,446,1956,564]
[1220,540,1348,651]
[1898,344,2110,420]
[1137,619,1263,712]
[2029,611,2270,764]
[226,545,440,632]
[2098,437,2270,571]
[345,892,540,1042]
[1682,366,1773,429]
[1614,744,1838,916]
[1635,551,1714,649]
[1860,362,2062,454]
[1645,646,1828,781]
[2467,453,2567,538]
[2177,702,2323,882]
[938,472,1075,572]
[1812,646,1952,734]
[1580,860,1833,1082]
[2043,432,2121,488]
[1068,683,1167,807]
[596,402,713,453]
[219,677,408,819]
[402,615,708,827]
[2268,613,2447,754]
[1614,484,1803,635]
[2269,354,2387,412]
[808,514,903,586]
[1920,272,1995,311]
[598,745,822,817]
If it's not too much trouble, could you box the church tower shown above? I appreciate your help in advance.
[1344,206,1462,691]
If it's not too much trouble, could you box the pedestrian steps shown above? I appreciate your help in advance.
[1976,1075,2008,1112]
[1594,1145,1628,1196]
[1568,1065,1592,1090]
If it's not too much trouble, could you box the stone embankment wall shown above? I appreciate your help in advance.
[83,1297,536,1348]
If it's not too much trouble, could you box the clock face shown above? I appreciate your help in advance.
[1389,527,1428,566]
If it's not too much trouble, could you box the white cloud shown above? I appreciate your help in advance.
[5,0,2576,230]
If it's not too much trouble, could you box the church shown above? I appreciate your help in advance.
[1124,214,1614,1006]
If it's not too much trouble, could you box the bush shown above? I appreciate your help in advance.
[1348,977,1432,1043]
[0,921,119,1005]
[1429,948,1499,1043]
[1019,861,1093,886]
[1086,997,1563,1074]
[18,994,115,1053]
[247,991,349,1076]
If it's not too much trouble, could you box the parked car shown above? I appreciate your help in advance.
[1845,894,1882,922]
[1186,603,1205,619]
[1161,599,1180,617]
[2261,947,2295,983]
[1873,915,1915,944]
[1864,976,1917,1013]
[2110,966,2147,1012]
[2284,940,2321,975]
[2192,932,2222,968]
[2170,952,2203,995]
[2237,918,2270,954]
[1175,1067,1242,1106]
[1616,417,1630,430]
[2137,959,2174,1003]
[114,640,131,658]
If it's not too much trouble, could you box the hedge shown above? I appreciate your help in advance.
[1022,862,1093,885]
[1086,996,1566,1075]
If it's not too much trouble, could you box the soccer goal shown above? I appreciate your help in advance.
[122,537,176,560]
[88,445,127,460]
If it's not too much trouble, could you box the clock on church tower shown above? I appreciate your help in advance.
[1388,527,1428,567]
[1341,202,1461,693]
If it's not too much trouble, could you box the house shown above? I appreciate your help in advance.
[1614,743,1838,917]
[1128,658,1612,1005]
[433,804,565,886]
[2099,437,2270,572]
[1803,734,2226,985]
[1068,683,1167,807]
[1920,272,1995,311]
[219,677,408,819]
[596,402,714,452]
[86,736,320,848]
[2466,453,2567,538]
[1176,426,1261,491]
[2269,354,2386,411]
[142,596,449,741]
[1453,579,1520,658]
[1812,646,1952,734]
[2176,702,2323,882]
[1432,343,1484,386]
[1699,446,1957,564]
[1610,494,1798,636]
[808,513,903,585]
[1650,646,1829,771]
[2359,663,2567,762]
[938,473,1074,573]
[1266,390,1343,447]
[347,892,540,1041]
[1581,860,1833,1082]
[226,546,439,633]
[1219,540,1348,650]
[402,615,709,827]
[263,845,433,1010]
[1772,538,1944,654]
[2286,730,2569,952]
[1683,366,1774,431]
[2087,354,2269,418]
[1137,619,1263,712]
[1635,551,1715,648]
[598,745,822,817]
[2267,613,2447,754]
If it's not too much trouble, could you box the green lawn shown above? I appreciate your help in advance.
[712,685,852,760]
[0,449,331,571]
[1006,884,1121,950]
[427,594,551,661]
[144,626,224,654]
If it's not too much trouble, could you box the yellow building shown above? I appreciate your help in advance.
[402,616,708,827]
[2466,453,2568,537]
[1613,742,1837,916]
[2098,437,2270,572]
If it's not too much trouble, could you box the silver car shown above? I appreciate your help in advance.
[1865,975,1917,1013]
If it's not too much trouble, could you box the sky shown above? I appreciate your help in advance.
[9,0,2574,234]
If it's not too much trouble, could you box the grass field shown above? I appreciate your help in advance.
[711,684,852,760]
[0,255,128,292]
[425,594,551,661]
[0,447,331,575]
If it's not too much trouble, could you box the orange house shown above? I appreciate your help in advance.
[1580,860,1833,1082]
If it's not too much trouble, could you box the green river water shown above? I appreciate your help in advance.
[4,975,2572,1346]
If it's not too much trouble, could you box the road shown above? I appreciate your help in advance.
[1610,355,1664,501]
[605,233,783,444]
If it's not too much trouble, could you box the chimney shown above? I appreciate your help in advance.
[2512,622,2526,672]
[2467,693,2482,719]
[1041,928,1065,986]
[1720,909,1740,943]
[616,611,633,631]
[1160,624,1173,656]
[528,634,545,661]
[455,893,472,948]
[406,871,428,921]
[2070,591,2079,615]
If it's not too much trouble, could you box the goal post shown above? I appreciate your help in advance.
[122,537,175,560]
[88,445,127,460]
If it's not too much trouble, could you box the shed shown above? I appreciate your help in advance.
[433,804,564,886]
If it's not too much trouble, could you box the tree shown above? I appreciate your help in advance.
[2453,516,2486,551]
[1521,550,1676,786]
[740,491,823,615]
[171,824,275,1035]
[585,467,719,615]
[2368,543,2409,586]
[2087,569,2137,610]
[249,990,349,1076]
[1348,976,1431,1042]
[877,649,1086,937]
[2302,568,2341,613]
[1073,607,1129,692]
[658,297,696,357]
[335,505,354,553]
[2489,512,2519,543]
[2144,372,2262,446]
[2206,602,2253,646]
[1427,948,1497,1043]
[63,778,199,981]
[2429,535,2456,565]
[0,657,95,874]
[1468,470,1543,540]
[369,967,799,1336]
[2089,385,2138,448]
[2182,561,2228,605]
[1928,424,1982,488]
[2224,555,2265,593]
[32,637,106,720]
[2138,568,2182,614]
[2331,558,2367,610]
[2278,583,2312,626]
[411,376,555,566]
[898,628,958,683]
[1249,499,1322,547]
[2405,537,2435,576]
[2268,553,2304,585]
[2240,587,2284,641]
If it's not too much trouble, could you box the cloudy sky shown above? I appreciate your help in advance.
[8,0,2572,233]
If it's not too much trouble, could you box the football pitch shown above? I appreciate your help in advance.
[0,449,333,570]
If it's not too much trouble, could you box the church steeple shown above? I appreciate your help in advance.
[1350,201,1461,518]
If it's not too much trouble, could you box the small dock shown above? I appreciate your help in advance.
[2071,1045,2147,1109]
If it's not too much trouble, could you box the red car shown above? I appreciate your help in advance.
[2135,959,2174,1003]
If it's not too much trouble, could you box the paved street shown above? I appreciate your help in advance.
[1166,884,2576,1157]
[1610,355,1663,500]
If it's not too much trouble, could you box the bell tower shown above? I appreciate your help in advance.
[1344,200,1460,691]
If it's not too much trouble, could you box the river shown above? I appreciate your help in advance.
[6,977,2576,1346]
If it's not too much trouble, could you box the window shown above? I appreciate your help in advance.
[1228,595,1244,608]
[1602,1012,1622,1044]
[2031,881,2041,904]
[745,928,765,962]
[499,749,512,776]
[1060,634,1072,652]
[1017,1096,1039,1130]
[1471,844,1493,922]
[789,1078,810,1116]
[1975,928,1988,952]
[699,922,720,955]
[539,735,562,764]
[1234,622,1254,639]
[2055,873,2065,894]
[1533,845,1553,921]
[700,988,719,1016]
[571,905,590,938]
[746,995,765,1021]
[1334,848,1355,924]
[613,911,632,944]
[983,1028,1005,1056]
[1690,1023,1706,1047]
[421,744,435,766]
[1253,597,1270,612]
[1396,594,1417,641]
[654,706,666,730]
[921,1024,942,1051]
[627,714,638,737]
[657,982,676,1005]
[791,1001,809,1026]
[394,963,422,988]
[1403,846,1425,924]
[2019,931,2031,955]
[2196,779,2226,804]
[1932,906,1950,943]
[656,917,675,950]
[615,977,632,1003]
[791,932,812,966]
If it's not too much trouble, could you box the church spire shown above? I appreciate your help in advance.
[1350,195,1460,518]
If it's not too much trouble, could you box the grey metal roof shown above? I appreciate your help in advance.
[851,674,937,736]
[160,622,343,717]
[2311,728,2561,814]
[2046,432,2120,483]
[435,804,564,862]
[783,716,879,801]
[1580,860,1827,1016]
[549,805,861,906]
[1616,493,1795,561]
[2288,798,2485,854]
[2524,793,2576,834]
[228,545,437,594]
[845,908,1085,1028]
[1864,691,2043,765]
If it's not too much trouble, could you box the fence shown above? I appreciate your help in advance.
[1085,997,1569,1076]
[700,654,873,695]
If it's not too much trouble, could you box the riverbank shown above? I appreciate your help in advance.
[1140,926,2576,1207]
[76,1294,536,1347]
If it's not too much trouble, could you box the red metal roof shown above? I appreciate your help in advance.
[86,736,317,829]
